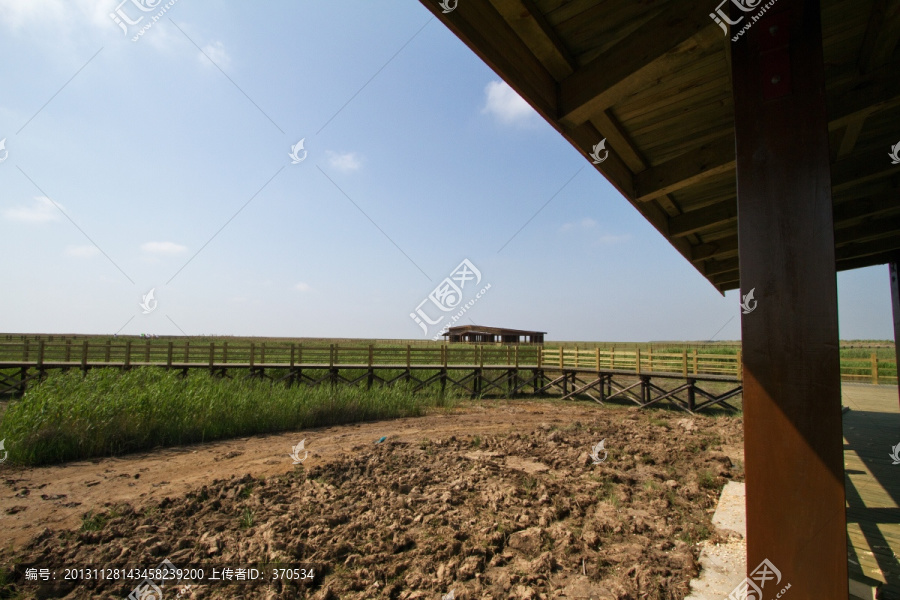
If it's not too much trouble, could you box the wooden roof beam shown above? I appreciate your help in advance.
[702,256,739,277]
[832,148,900,192]
[691,236,739,262]
[634,135,735,203]
[858,0,900,73]
[835,215,900,246]
[668,201,737,238]
[836,236,900,261]
[558,3,718,127]
[490,0,577,79]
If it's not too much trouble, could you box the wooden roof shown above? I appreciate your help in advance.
[419,0,900,292]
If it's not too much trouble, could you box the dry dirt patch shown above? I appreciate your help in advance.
[0,399,743,599]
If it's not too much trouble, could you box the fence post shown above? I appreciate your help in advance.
[635,348,641,374]
[559,347,564,370]
[166,341,173,369]
[81,340,89,371]
[682,350,688,377]
[23,339,29,361]
[105,340,111,362]
[65,339,72,362]
[124,340,132,370]
[515,345,519,368]
[648,347,653,371]
[611,347,615,370]
[209,342,215,372]
[693,349,698,375]
[223,341,228,364]
[538,347,543,369]
[290,343,296,368]
[250,343,255,367]
[871,353,878,385]
[406,344,411,369]
[595,348,600,371]
[261,343,266,364]
[184,341,190,363]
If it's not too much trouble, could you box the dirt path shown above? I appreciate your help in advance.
[1,399,744,599]
[0,400,603,549]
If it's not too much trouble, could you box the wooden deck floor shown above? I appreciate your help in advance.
[843,384,900,595]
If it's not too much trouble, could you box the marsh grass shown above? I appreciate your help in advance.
[0,368,457,466]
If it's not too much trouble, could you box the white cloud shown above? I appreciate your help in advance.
[595,234,631,245]
[2,196,62,223]
[64,244,99,258]
[294,282,311,292]
[141,241,187,255]
[200,41,231,69]
[325,151,362,172]
[481,80,537,125]
[560,217,597,232]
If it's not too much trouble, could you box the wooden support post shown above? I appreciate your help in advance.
[145,340,150,362]
[648,347,653,372]
[682,350,688,377]
[223,341,228,365]
[595,348,600,371]
[209,342,215,373]
[105,340,111,362]
[891,262,900,407]
[81,341,89,372]
[736,350,743,381]
[871,352,878,385]
[692,349,698,375]
[124,340,132,370]
[36,340,44,371]
[635,348,641,375]
[406,344,411,370]
[559,347,564,370]
[611,347,615,370]
[23,339,29,361]
[249,343,255,368]
[290,343,295,368]
[261,343,266,364]
[184,341,190,363]
[166,341,173,369]
[368,344,374,389]
[64,339,71,362]
[732,0,847,593]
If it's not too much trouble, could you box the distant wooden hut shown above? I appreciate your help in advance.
[441,325,545,344]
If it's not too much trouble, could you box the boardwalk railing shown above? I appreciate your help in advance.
[0,340,752,412]
[0,340,895,383]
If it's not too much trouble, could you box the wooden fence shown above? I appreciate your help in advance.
[0,340,894,384]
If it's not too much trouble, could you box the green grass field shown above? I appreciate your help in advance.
[0,368,457,466]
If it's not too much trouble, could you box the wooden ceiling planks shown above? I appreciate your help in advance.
[419,0,900,293]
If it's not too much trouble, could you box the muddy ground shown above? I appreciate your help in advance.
[0,399,744,599]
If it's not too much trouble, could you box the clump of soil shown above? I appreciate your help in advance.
[4,408,743,599]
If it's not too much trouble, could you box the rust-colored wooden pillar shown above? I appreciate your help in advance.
[891,262,900,409]
[731,0,848,597]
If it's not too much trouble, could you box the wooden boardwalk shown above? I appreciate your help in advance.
[843,384,900,595]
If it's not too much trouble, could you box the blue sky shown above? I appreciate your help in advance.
[0,1,892,342]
